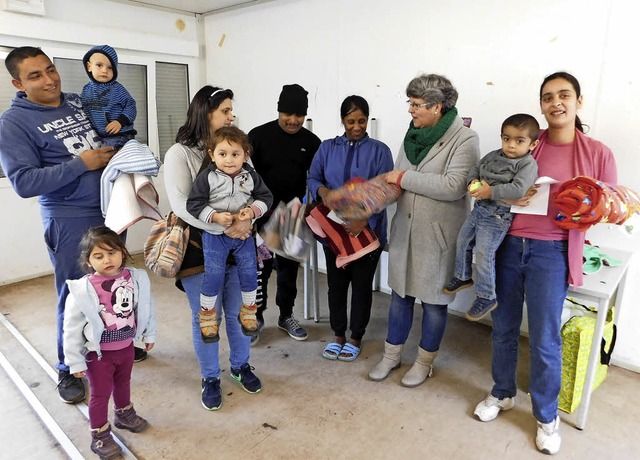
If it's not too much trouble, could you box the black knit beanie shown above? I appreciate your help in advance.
[83,45,119,82]
[277,84,308,116]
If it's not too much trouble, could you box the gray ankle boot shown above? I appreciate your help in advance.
[114,403,149,433]
[401,347,437,388]
[90,423,121,460]
[368,341,403,381]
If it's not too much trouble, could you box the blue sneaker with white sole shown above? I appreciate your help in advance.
[201,377,222,410]
[230,363,262,394]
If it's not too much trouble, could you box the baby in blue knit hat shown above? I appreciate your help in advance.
[82,45,137,150]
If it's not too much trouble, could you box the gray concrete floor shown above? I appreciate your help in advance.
[1,255,639,459]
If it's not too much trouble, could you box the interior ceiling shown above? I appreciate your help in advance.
[108,0,276,15]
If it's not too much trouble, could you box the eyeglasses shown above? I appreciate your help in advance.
[406,100,431,110]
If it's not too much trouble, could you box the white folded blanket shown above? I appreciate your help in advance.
[105,173,162,234]
[100,139,161,216]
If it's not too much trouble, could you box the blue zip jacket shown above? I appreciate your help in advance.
[307,134,394,245]
[0,92,103,217]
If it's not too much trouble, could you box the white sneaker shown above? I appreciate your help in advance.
[536,416,561,455]
[473,394,515,422]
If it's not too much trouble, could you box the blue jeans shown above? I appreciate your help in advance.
[43,215,106,372]
[202,232,257,298]
[454,200,513,300]
[386,291,448,352]
[181,265,250,380]
[491,235,568,423]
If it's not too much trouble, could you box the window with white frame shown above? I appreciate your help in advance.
[1,52,190,176]
[54,57,148,145]
[156,61,189,161]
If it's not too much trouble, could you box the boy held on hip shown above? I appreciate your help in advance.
[444,114,539,321]
[82,45,137,151]
[63,226,157,460]
[187,126,273,343]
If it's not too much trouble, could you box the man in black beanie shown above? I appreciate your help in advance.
[249,84,321,344]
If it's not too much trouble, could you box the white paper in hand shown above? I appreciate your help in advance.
[327,210,346,224]
[510,176,560,215]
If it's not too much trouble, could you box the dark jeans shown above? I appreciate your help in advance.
[257,254,300,321]
[323,246,382,341]
[43,214,106,372]
[386,291,448,352]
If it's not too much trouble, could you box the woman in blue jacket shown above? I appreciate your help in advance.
[308,95,394,361]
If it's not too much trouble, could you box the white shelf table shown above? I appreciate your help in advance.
[568,246,632,430]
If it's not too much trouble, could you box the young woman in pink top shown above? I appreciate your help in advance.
[473,72,617,455]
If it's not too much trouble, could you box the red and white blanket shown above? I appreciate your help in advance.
[553,176,640,231]
[305,203,380,268]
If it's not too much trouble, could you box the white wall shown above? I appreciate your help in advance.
[205,0,640,370]
[0,0,203,284]
[1,0,638,370]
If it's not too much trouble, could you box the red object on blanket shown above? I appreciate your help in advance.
[553,176,640,231]
[305,203,380,268]
[322,174,402,220]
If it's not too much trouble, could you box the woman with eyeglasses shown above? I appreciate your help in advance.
[164,85,262,411]
[307,95,394,362]
[369,74,480,387]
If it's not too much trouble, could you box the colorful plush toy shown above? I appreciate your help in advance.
[322,174,402,220]
[553,176,640,231]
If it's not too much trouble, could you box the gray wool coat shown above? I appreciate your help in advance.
[388,116,480,304]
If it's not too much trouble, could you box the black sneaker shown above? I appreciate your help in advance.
[442,277,474,294]
[57,370,86,404]
[466,297,498,321]
[250,317,265,347]
[277,316,308,341]
[134,346,148,363]
[230,363,262,394]
[201,378,222,411]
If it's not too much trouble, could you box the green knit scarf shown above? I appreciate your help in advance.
[403,107,458,165]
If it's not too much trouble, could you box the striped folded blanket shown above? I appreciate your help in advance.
[100,140,161,216]
[322,174,401,220]
[305,203,380,268]
[553,176,640,231]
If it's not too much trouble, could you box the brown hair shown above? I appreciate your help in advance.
[200,126,252,173]
[207,125,251,155]
[78,226,131,273]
